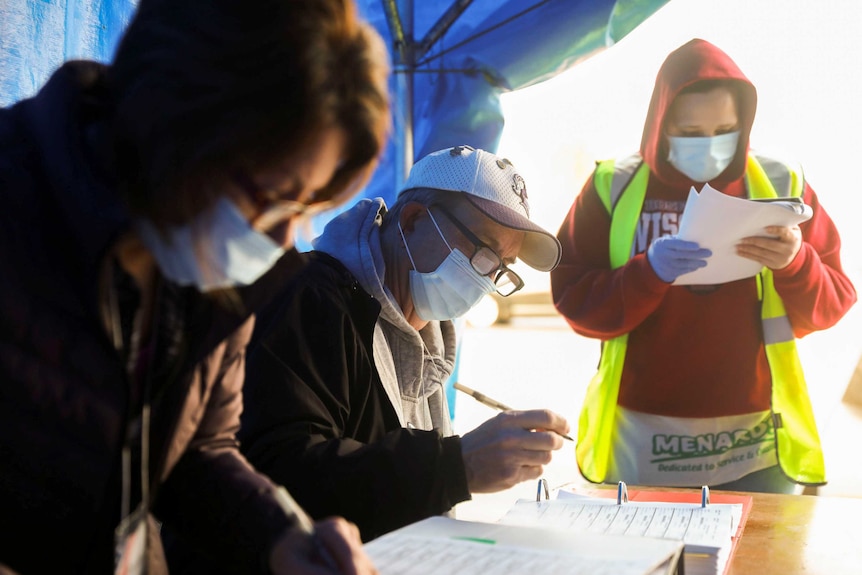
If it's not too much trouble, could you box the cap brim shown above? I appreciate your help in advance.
[462,195,562,271]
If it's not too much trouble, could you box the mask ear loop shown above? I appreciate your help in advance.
[397,221,419,271]
[398,207,455,269]
[425,208,456,254]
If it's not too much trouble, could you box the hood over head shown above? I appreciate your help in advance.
[640,38,757,186]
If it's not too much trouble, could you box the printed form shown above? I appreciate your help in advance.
[367,534,668,575]
[501,499,737,549]
[364,516,685,575]
[496,490,750,575]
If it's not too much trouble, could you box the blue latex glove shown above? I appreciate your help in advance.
[646,236,712,283]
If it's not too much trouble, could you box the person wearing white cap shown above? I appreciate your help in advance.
[237,145,570,542]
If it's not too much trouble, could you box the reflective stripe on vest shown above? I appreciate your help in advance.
[579,153,825,485]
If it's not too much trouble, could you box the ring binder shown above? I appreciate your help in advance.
[617,480,628,505]
[613,482,710,508]
[502,485,752,575]
[536,478,550,502]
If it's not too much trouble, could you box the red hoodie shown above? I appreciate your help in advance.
[551,39,856,418]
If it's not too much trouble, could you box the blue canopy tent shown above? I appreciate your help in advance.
[355,0,669,196]
[1,0,670,201]
[0,1,137,104]
[1,0,668,417]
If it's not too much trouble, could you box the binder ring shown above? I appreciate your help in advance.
[617,481,628,505]
[536,478,550,501]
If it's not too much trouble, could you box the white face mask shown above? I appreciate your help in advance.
[667,130,740,182]
[398,211,496,321]
[135,196,286,292]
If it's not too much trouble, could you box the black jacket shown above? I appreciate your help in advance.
[240,252,471,541]
[0,61,302,574]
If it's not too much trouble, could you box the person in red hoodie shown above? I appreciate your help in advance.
[551,38,856,494]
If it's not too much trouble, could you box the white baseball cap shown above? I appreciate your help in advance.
[398,145,562,271]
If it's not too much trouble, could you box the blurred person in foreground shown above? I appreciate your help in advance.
[238,146,571,542]
[551,38,856,494]
[0,0,390,572]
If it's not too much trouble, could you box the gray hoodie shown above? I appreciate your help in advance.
[313,198,457,435]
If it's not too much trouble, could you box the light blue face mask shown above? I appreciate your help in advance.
[135,196,285,292]
[667,130,740,182]
[398,210,496,321]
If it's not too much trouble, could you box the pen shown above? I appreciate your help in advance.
[274,486,341,572]
[453,382,574,441]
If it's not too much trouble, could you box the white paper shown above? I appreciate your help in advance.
[500,497,742,575]
[501,498,738,549]
[673,183,812,285]
[364,516,684,575]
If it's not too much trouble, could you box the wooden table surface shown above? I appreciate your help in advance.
[582,486,862,574]
[725,490,862,574]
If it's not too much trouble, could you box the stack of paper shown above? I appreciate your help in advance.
[364,515,685,575]
[500,491,746,575]
[674,183,813,285]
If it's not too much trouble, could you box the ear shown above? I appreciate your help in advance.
[398,201,427,234]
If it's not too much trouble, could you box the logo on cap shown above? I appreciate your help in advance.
[512,174,529,216]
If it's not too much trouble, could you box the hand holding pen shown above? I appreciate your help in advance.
[454,382,574,441]
[269,487,378,575]
[454,383,571,493]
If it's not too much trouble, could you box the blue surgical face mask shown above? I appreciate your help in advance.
[667,131,740,182]
[398,210,496,321]
[135,196,285,292]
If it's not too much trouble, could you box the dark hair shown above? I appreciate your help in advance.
[677,78,742,101]
[108,0,390,225]
[663,79,743,140]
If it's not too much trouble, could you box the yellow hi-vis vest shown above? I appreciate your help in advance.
[578,153,826,486]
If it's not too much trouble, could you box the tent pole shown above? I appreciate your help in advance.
[397,0,414,186]
[417,0,474,60]
[383,0,415,187]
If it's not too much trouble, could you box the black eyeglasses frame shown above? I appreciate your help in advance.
[431,204,525,297]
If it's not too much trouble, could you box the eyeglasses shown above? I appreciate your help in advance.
[231,171,330,231]
[433,205,524,297]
